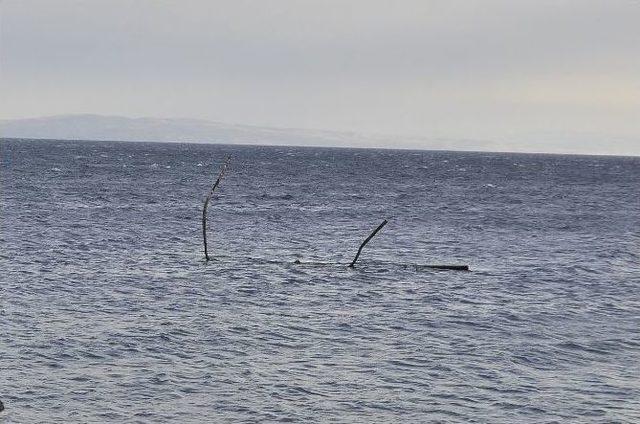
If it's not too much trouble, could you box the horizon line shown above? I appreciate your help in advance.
[2,136,637,159]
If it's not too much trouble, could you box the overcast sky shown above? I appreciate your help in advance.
[1,0,639,153]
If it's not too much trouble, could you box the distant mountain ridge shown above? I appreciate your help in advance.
[1,114,637,155]
[1,114,510,152]
[0,114,374,148]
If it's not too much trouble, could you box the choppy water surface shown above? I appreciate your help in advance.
[1,139,639,423]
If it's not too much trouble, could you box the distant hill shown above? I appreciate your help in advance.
[0,114,501,151]
[0,114,377,147]
[3,114,635,155]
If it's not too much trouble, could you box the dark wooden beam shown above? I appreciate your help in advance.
[202,156,231,261]
[348,219,388,268]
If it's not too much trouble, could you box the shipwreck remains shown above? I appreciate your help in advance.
[199,158,469,271]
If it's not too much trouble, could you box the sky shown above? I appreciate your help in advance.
[1,0,639,154]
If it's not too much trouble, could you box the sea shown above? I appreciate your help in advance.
[1,138,639,423]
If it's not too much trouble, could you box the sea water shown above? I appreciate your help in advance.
[1,139,639,422]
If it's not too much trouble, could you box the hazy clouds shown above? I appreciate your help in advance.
[1,0,639,154]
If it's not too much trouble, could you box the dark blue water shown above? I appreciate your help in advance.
[1,138,639,423]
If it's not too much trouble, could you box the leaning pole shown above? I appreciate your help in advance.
[202,157,231,261]
[348,219,388,268]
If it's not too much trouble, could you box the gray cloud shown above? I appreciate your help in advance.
[1,0,639,154]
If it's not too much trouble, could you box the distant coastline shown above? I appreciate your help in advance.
[1,114,638,157]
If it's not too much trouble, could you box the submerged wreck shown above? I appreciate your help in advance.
[201,157,469,271]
